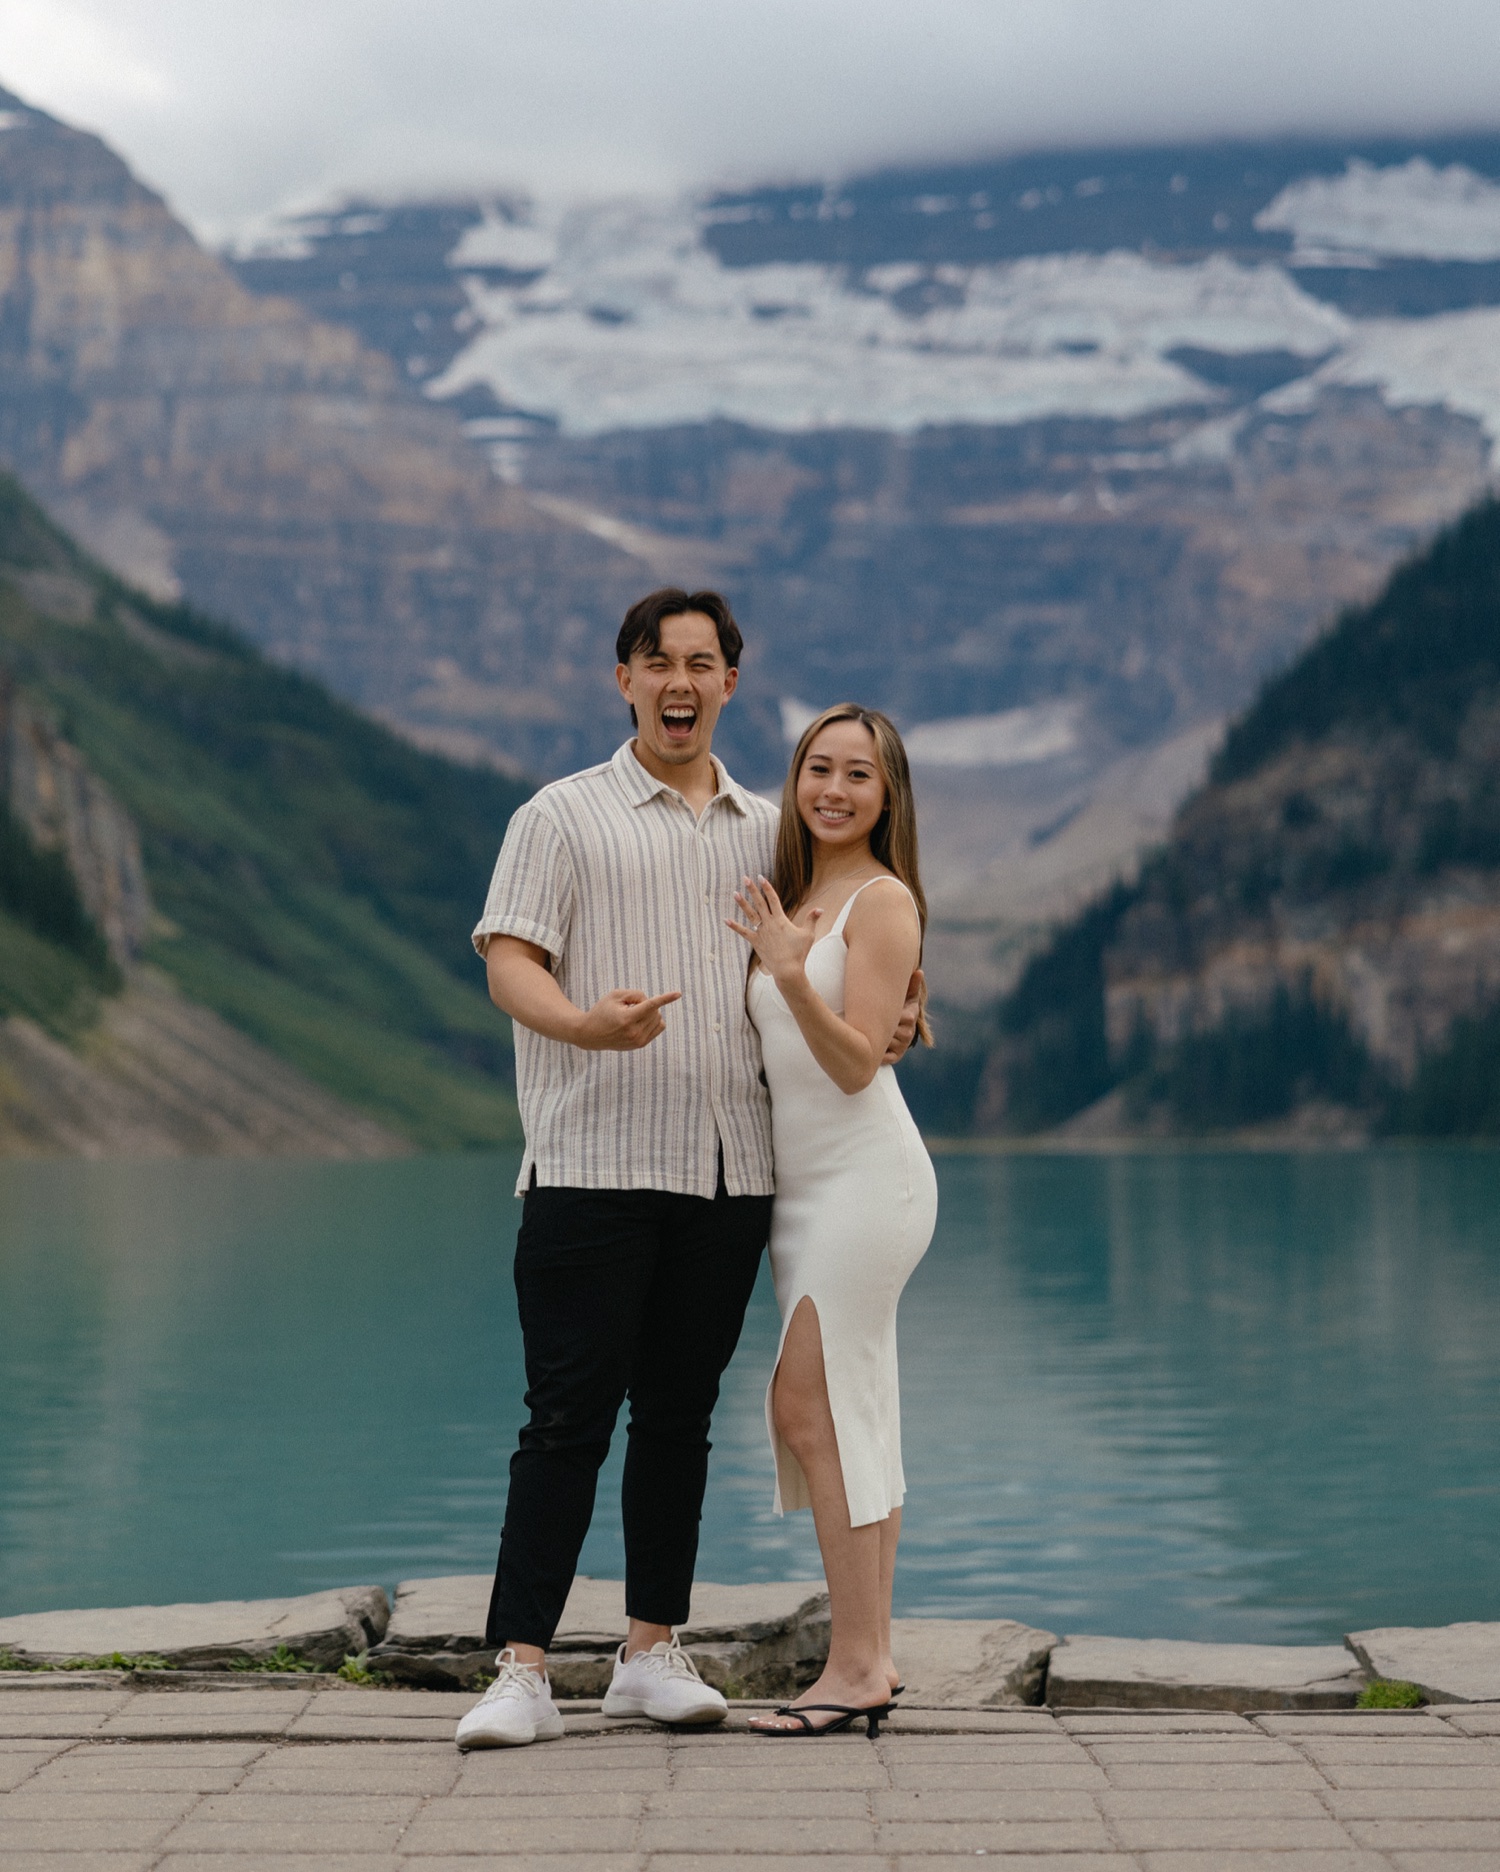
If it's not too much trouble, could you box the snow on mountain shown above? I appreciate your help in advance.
[426,194,1349,435]
[781,698,1085,773]
[903,702,1081,769]
[447,207,559,273]
[1267,306,1500,455]
[1257,158,1500,263]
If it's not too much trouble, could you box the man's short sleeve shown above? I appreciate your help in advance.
[471,801,574,962]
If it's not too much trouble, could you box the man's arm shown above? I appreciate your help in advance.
[485,935,681,1052]
[882,968,925,1065]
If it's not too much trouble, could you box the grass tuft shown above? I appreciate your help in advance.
[336,1651,392,1686]
[227,1645,319,1674]
[1357,1677,1426,1708]
[0,1649,170,1672]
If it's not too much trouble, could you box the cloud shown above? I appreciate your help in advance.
[2,0,1499,240]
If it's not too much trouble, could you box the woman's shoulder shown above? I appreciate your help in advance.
[852,870,916,904]
[842,873,920,936]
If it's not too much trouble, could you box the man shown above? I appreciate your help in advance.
[457,588,916,1749]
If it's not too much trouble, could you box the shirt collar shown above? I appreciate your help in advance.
[612,740,751,816]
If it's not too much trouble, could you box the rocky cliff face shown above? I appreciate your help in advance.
[0,967,405,1159]
[521,386,1490,782]
[0,592,407,1158]
[0,469,527,1153]
[0,86,643,781]
[0,666,150,963]
[981,497,1500,1136]
[1103,722,1500,1086]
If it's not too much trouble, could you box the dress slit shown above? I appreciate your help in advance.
[766,1292,828,1519]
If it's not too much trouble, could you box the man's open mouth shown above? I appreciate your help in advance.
[661,705,698,740]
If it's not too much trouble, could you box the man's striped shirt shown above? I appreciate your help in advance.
[473,741,779,1198]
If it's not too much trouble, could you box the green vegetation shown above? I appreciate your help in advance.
[996,923,1388,1134]
[0,788,118,1036]
[336,1651,391,1685]
[1358,1678,1426,1709]
[0,1649,169,1671]
[0,795,113,976]
[895,1015,991,1136]
[0,473,529,1147]
[0,903,114,1037]
[1215,496,1500,783]
[1386,1003,1500,1138]
[227,1645,319,1673]
[1136,983,1384,1132]
[988,495,1500,1137]
[992,882,1136,1132]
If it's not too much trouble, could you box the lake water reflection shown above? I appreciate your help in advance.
[2,1149,1497,1642]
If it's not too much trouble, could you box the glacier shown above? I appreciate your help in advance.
[425,194,1350,436]
[421,173,1500,456]
[1256,158,1500,263]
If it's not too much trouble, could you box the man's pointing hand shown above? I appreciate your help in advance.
[578,988,682,1051]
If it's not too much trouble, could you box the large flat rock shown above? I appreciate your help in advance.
[891,1618,1056,1707]
[1047,1634,1364,1710]
[0,1586,389,1672]
[370,1574,830,1695]
[379,1572,823,1651]
[1347,1622,1500,1703]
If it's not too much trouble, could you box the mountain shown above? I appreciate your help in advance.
[0,473,527,1153]
[226,134,1500,1012]
[10,84,1500,1016]
[0,82,643,784]
[977,494,1500,1140]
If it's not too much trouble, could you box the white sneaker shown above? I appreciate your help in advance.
[601,1635,728,1726]
[455,1651,566,1749]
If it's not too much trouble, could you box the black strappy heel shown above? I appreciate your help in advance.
[752,1700,894,1738]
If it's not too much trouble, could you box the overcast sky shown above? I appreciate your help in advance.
[2,0,1499,242]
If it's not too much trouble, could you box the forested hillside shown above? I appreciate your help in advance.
[0,476,527,1151]
[980,495,1500,1138]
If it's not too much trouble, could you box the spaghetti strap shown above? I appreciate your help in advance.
[828,874,915,940]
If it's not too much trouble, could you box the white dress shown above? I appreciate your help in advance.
[747,876,938,1528]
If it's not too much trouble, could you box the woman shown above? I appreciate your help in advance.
[727,703,937,1737]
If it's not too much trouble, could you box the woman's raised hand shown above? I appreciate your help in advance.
[727,875,821,986]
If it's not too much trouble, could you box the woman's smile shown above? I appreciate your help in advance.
[796,719,888,846]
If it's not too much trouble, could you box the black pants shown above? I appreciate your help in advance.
[485,1169,772,1651]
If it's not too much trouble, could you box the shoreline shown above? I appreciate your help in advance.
[3,1579,1496,1712]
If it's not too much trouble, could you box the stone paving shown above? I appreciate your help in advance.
[2,1683,1499,1869]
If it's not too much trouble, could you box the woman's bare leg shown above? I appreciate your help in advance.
[879,1507,901,1691]
[749,1299,891,1732]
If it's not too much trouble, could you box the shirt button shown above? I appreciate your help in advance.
[707,950,716,961]
[713,1021,722,1034]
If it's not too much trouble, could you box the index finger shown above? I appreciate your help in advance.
[642,990,682,1011]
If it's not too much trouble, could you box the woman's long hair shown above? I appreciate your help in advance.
[773,703,934,1046]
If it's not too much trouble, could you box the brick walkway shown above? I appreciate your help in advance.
[2,1684,1498,1868]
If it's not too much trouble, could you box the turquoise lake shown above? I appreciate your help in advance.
[2,1148,1497,1643]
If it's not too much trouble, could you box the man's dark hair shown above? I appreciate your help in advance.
[615,588,743,669]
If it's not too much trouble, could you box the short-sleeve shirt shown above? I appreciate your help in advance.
[473,741,779,1198]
